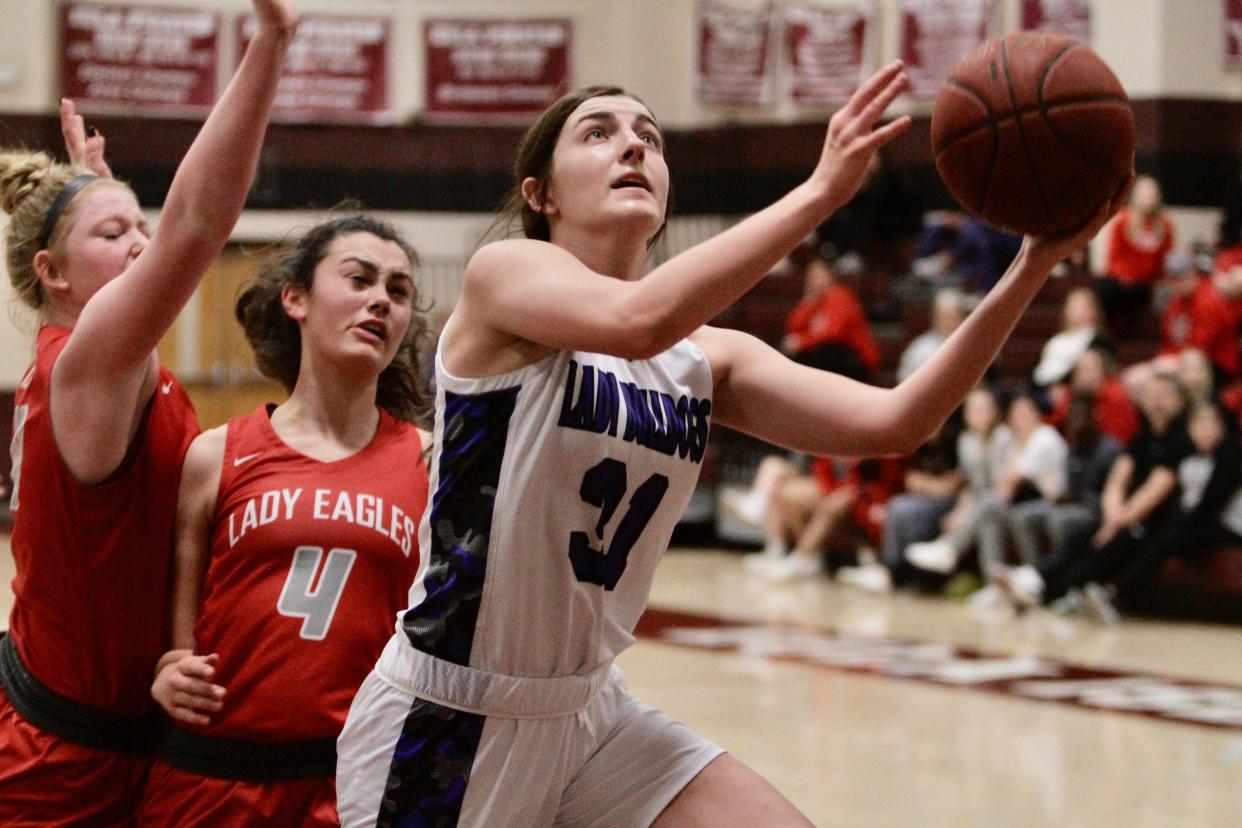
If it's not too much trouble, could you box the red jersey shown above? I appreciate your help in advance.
[1105,209,1173,285]
[190,405,427,742]
[1048,378,1140,446]
[1161,277,1240,377]
[8,325,199,717]
[785,283,880,372]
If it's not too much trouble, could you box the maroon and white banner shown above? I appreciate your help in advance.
[696,0,775,108]
[899,0,994,99]
[60,2,218,115]
[1227,0,1242,70]
[783,3,874,109]
[238,14,390,123]
[424,18,572,122]
[1020,0,1091,42]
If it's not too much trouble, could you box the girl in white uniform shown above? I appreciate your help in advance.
[338,63,1127,826]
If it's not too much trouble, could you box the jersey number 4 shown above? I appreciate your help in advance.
[277,546,357,640]
[569,459,669,591]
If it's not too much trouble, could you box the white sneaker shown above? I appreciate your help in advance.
[995,564,1044,608]
[743,545,785,574]
[905,539,958,574]
[765,553,824,582]
[721,489,767,528]
[967,584,1005,610]
[1083,582,1121,625]
[837,562,893,594]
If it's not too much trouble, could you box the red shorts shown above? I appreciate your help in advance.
[137,761,339,827]
[0,691,152,827]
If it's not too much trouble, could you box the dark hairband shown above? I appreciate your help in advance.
[36,174,101,250]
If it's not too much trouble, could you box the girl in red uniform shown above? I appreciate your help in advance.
[0,3,295,824]
[138,215,430,826]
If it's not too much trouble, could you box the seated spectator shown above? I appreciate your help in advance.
[1160,250,1239,381]
[1176,347,1220,406]
[1211,212,1242,329]
[906,390,1068,605]
[1032,287,1107,389]
[836,417,962,593]
[1101,401,1242,615]
[996,371,1193,620]
[910,210,966,282]
[782,253,879,381]
[753,456,904,581]
[897,287,970,382]
[1048,344,1140,444]
[1098,175,1174,334]
[954,217,1022,294]
[1009,392,1122,567]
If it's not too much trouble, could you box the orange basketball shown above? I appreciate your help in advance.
[931,32,1134,236]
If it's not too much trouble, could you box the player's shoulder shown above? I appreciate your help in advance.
[466,238,571,282]
[184,425,228,473]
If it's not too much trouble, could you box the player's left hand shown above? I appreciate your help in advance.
[60,98,111,178]
[251,0,299,38]
[152,651,227,727]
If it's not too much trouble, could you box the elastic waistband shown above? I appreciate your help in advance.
[0,632,164,755]
[163,727,336,781]
[376,635,614,719]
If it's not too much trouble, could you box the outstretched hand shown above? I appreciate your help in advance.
[60,98,110,178]
[252,0,299,37]
[152,651,226,727]
[810,61,912,209]
[1022,170,1135,269]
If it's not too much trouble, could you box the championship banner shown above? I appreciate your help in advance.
[424,18,572,122]
[1227,0,1242,70]
[238,13,390,124]
[696,0,775,107]
[1020,0,1091,42]
[61,1,218,116]
[783,2,874,109]
[899,0,994,99]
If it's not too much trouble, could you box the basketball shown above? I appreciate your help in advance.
[931,32,1134,236]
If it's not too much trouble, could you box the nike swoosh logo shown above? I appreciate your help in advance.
[160,382,173,394]
[233,453,261,467]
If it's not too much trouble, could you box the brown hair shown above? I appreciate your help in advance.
[235,214,431,425]
[490,85,673,245]
[0,150,126,311]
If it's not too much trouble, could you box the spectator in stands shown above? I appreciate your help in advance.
[996,371,1193,620]
[1009,392,1122,567]
[836,416,962,594]
[1032,287,1107,389]
[909,210,966,282]
[782,252,879,381]
[1048,343,1140,445]
[1097,400,1242,616]
[954,217,1022,295]
[906,389,1068,605]
[897,287,970,382]
[754,456,904,581]
[1159,250,1239,382]
[1212,210,1242,323]
[1098,175,1174,334]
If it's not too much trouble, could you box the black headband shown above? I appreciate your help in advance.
[36,174,101,250]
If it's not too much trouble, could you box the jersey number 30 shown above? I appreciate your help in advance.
[569,459,669,591]
[277,546,357,640]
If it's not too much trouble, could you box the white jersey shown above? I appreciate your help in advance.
[399,331,713,680]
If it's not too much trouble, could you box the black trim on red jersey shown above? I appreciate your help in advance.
[0,632,165,755]
[163,726,337,781]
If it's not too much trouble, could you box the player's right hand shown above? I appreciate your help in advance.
[60,98,110,178]
[252,0,299,38]
[152,651,227,727]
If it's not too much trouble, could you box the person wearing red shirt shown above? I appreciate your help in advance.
[1098,176,1175,333]
[782,253,879,380]
[140,216,430,826]
[1048,345,1141,445]
[0,5,294,824]
[1160,254,1239,380]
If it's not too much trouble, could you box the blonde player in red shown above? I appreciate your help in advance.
[0,3,295,824]
[336,63,1129,825]
[137,215,430,826]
